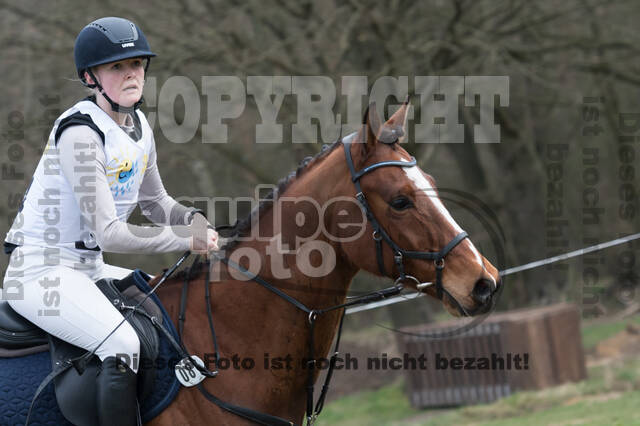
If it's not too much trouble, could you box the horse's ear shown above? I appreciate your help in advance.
[361,102,382,151]
[359,98,410,152]
[379,96,410,144]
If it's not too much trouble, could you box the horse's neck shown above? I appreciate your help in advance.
[210,146,358,355]
[155,146,363,422]
[225,150,358,310]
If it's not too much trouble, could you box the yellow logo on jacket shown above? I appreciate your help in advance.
[106,148,144,198]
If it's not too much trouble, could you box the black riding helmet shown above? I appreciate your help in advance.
[74,17,156,113]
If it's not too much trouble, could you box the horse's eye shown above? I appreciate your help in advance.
[389,196,413,211]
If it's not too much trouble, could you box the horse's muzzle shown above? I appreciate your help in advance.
[470,277,500,314]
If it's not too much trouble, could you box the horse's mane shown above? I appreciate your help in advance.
[218,139,344,250]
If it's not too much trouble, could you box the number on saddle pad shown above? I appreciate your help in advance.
[175,355,206,387]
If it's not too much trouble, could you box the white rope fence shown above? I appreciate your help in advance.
[346,232,640,315]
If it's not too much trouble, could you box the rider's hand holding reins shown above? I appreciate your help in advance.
[189,213,219,254]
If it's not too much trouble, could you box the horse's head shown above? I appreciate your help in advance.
[339,101,500,317]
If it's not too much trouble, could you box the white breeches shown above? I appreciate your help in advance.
[2,245,140,373]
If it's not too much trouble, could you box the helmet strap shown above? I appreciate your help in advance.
[85,68,144,115]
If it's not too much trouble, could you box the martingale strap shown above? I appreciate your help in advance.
[196,382,295,426]
[181,249,404,426]
[178,257,200,340]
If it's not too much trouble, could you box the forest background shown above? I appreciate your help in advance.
[1,0,639,328]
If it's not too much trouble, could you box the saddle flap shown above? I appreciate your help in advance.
[49,335,100,426]
[94,276,162,372]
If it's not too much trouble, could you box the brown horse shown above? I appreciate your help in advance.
[149,103,501,425]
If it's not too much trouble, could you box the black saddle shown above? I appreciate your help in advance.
[0,271,163,426]
[0,301,48,356]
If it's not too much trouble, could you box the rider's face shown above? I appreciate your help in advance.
[88,58,145,108]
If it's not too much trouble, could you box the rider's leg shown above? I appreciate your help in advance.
[4,245,141,425]
[96,356,140,426]
[93,261,142,425]
[4,245,141,368]
[6,263,140,369]
[97,262,133,281]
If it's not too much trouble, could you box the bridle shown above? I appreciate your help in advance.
[343,134,470,315]
[171,134,475,425]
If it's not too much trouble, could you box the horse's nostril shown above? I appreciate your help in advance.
[472,279,493,304]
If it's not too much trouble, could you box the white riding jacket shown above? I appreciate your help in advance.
[5,99,193,253]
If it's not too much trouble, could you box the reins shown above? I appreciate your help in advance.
[173,136,474,425]
[178,250,404,426]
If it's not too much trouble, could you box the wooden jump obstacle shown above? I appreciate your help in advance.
[397,303,587,408]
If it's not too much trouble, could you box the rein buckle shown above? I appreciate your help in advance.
[393,274,420,288]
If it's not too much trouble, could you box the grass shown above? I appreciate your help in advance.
[419,390,640,426]
[316,379,418,426]
[319,316,640,426]
[580,315,640,350]
[319,357,640,426]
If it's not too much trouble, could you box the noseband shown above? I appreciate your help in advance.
[343,137,469,310]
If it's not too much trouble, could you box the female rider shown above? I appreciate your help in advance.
[2,17,217,425]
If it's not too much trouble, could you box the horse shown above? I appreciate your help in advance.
[146,101,501,425]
